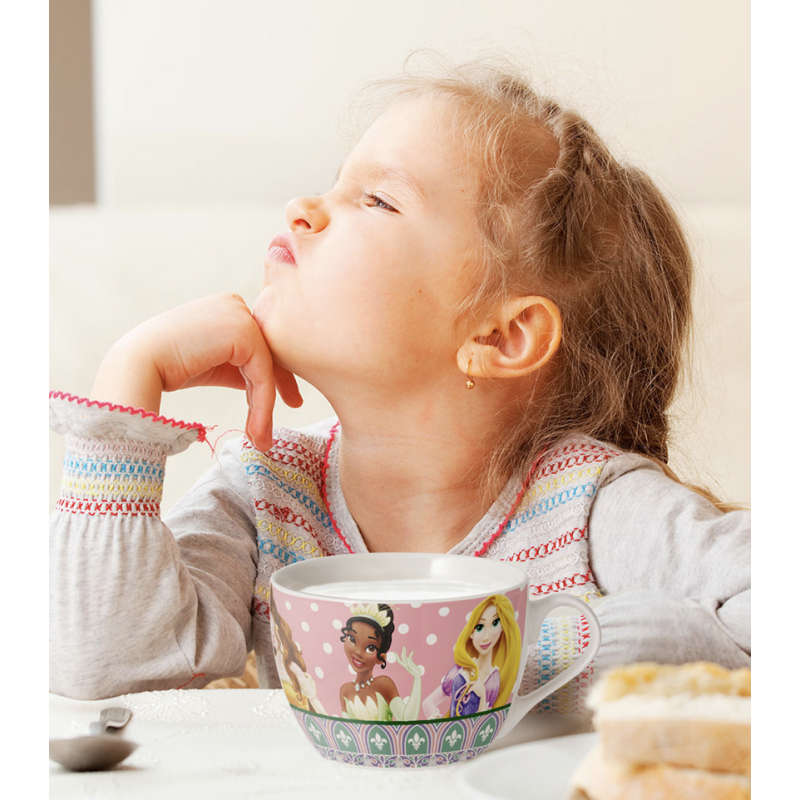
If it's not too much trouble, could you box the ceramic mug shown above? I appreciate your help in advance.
[269,553,601,768]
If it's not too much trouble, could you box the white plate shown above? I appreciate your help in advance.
[456,733,597,800]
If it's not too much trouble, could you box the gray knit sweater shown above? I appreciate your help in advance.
[49,392,751,709]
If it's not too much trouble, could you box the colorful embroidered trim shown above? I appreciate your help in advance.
[532,616,593,714]
[57,437,168,516]
[56,497,161,516]
[244,436,324,485]
[49,391,209,442]
[473,445,552,558]
[503,525,588,563]
[529,571,594,596]
[246,463,331,528]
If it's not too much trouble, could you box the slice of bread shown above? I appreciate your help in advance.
[588,662,751,775]
[568,743,751,800]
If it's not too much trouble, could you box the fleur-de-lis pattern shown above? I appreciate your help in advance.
[444,729,463,748]
[478,724,495,742]
[291,706,509,768]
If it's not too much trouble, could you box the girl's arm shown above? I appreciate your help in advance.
[587,454,751,670]
[90,293,302,451]
[50,295,301,699]
[49,393,260,699]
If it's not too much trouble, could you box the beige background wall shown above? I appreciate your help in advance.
[91,0,748,207]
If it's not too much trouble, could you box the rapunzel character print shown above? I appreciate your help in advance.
[423,594,521,718]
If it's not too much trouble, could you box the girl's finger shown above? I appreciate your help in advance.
[274,364,304,408]
[235,343,277,452]
[242,372,275,451]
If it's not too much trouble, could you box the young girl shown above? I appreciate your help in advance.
[49,57,750,713]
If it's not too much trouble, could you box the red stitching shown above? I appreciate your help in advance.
[504,526,587,563]
[254,500,330,553]
[175,673,205,690]
[536,453,611,478]
[529,571,593,596]
[56,496,161,516]
[272,438,322,463]
[263,449,323,484]
[544,441,620,462]
[252,598,271,618]
[320,421,354,554]
[49,391,208,442]
[577,614,592,653]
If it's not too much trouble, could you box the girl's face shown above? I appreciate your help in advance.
[253,95,480,394]
[342,621,383,673]
[470,604,503,655]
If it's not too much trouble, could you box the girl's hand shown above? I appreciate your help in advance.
[91,294,303,451]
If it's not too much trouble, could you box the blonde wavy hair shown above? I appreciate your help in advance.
[454,594,522,709]
[346,53,737,510]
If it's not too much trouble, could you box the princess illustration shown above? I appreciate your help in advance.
[271,604,328,715]
[339,602,422,721]
[423,595,521,718]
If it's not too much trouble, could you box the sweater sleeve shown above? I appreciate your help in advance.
[586,453,751,675]
[49,392,259,699]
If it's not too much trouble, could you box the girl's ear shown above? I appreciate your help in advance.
[457,296,562,380]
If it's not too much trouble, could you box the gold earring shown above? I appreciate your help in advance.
[465,360,476,390]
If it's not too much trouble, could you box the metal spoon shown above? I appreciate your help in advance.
[89,706,133,736]
[50,707,138,772]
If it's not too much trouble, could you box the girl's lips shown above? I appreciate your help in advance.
[267,233,297,266]
[479,642,492,650]
[351,657,365,668]
[266,245,296,266]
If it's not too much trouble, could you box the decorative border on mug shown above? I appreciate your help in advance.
[290,704,510,768]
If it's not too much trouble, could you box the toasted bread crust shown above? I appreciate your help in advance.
[589,662,751,706]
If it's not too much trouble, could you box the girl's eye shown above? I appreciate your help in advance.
[366,645,376,653]
[362,191,397,212]
[347,635,355,644]
[492,618,501,628]
[475,623,484,633]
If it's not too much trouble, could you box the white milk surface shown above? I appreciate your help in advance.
[301,579,491,601]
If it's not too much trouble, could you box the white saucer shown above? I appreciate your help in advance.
[456,732,597,800]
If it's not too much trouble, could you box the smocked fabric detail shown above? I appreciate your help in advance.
[246,423,619,714]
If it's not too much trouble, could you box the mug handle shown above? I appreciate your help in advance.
[498,593,602,737]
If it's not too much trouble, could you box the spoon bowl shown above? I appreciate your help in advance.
[50,707,137,772]
[49,734,139,772]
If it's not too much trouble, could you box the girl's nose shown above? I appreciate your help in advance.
[285,195,329,233]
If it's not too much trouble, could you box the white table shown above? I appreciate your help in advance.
[49,689,593,799]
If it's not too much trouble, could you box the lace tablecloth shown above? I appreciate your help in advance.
[50,689,591,799]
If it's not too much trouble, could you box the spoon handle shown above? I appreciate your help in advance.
[89,706,133,736]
